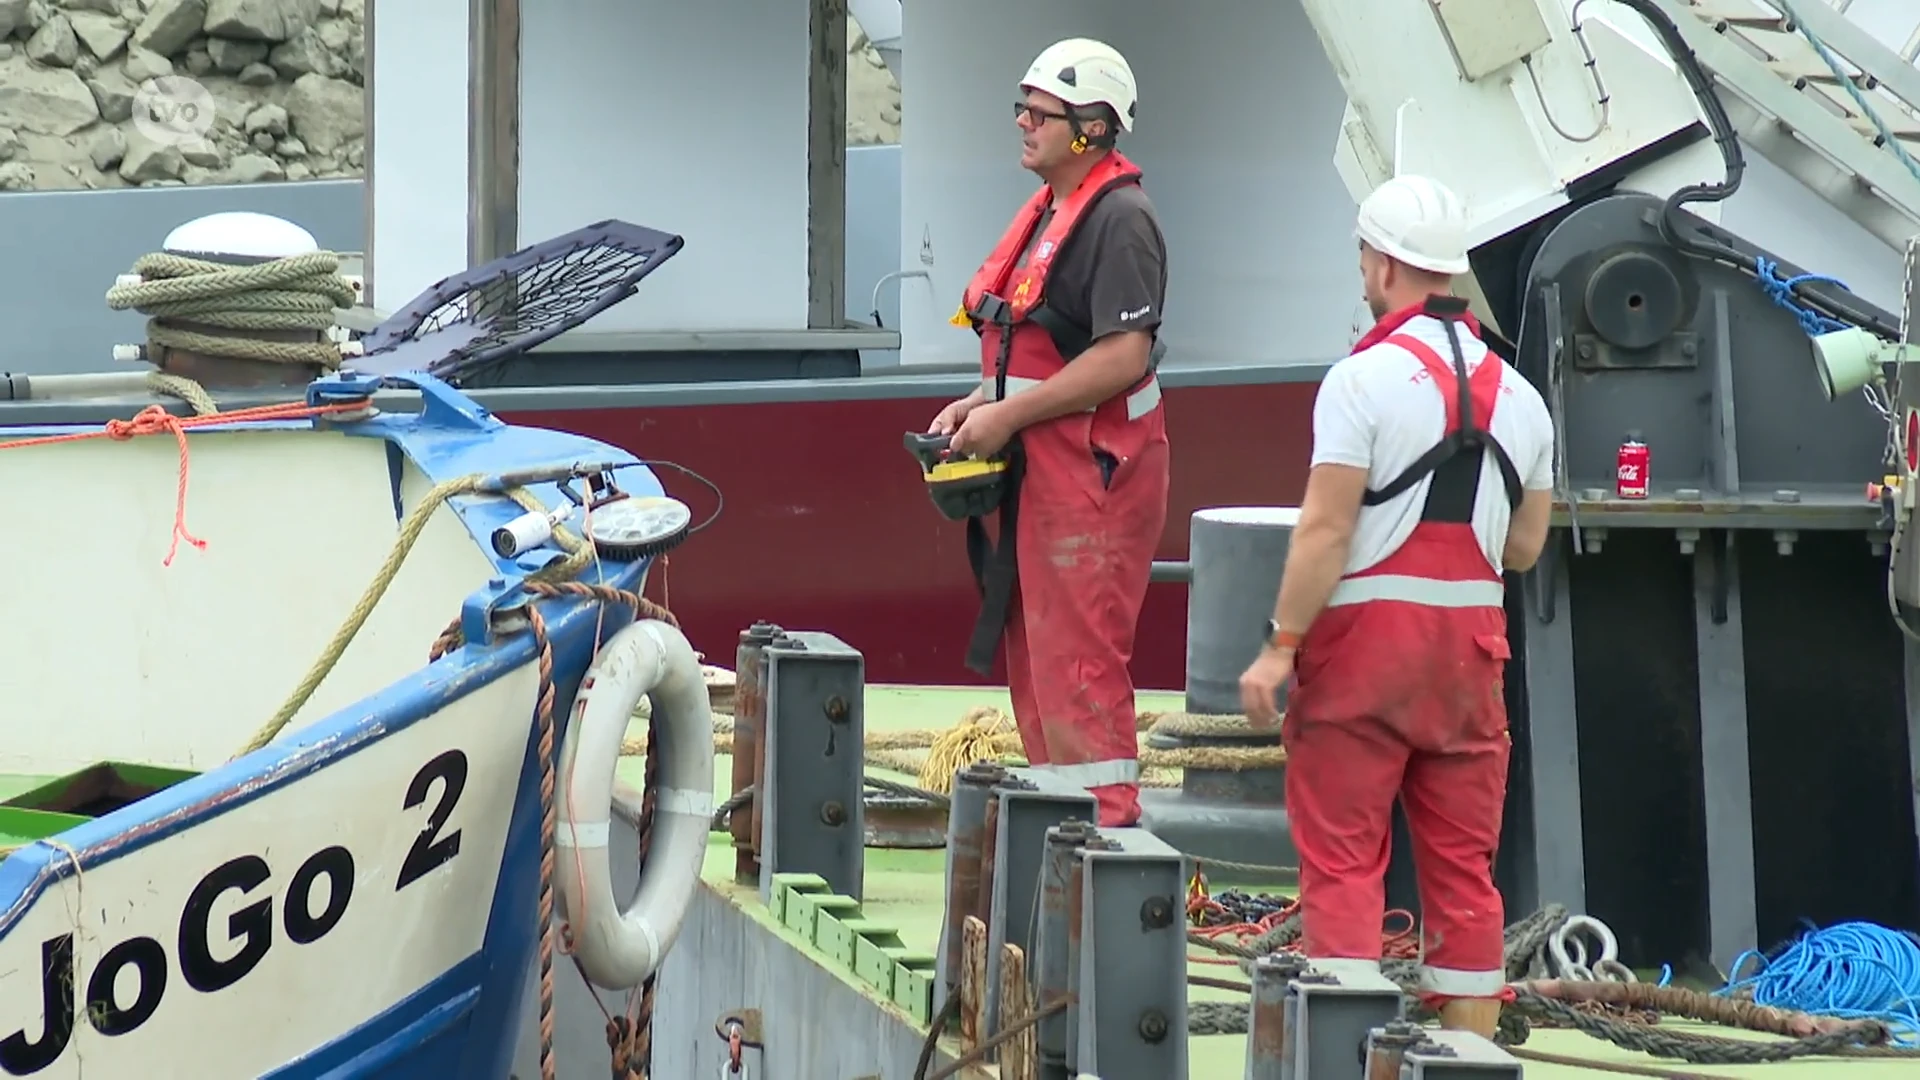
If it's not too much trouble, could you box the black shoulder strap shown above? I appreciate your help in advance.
[1360,299,1524,512]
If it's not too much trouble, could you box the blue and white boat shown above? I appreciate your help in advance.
[0,215,713,1078]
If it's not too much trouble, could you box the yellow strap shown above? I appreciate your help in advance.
[1186,866,1210,924]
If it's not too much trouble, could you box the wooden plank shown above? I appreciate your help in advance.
[805,0,848,328]
[960,914,988,1051]
[997,943,1036,1080]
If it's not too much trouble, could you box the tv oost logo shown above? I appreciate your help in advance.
[132,76,217,148]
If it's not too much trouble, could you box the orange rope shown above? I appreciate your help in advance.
[1184,882,1419,966]
[0,400,365,566]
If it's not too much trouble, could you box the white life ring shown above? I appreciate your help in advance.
[554,618,715,989]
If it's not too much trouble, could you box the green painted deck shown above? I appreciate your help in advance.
[622,684,1913,1078]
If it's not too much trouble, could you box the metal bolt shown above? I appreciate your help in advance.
[959,762,1007,786]
[1139,896,1174,930]
[1049,819,1093,843]
[1083,836,1119,851]
[1370,1021,1421,1047]
[1254,953,1307,980]
[1410,1037,1457,1057]
[821,801,847,826]
[1676,528,1700,555]
[1680,339,1698,358]
[1576,340,1595,360]
[1136,1010,1169,1044]
[824,695,850,723]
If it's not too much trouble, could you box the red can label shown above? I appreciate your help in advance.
[1617,440,1650,500]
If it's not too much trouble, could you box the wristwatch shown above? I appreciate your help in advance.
[1263,619,1302,652]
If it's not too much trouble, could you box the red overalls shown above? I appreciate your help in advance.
[1285,298,1522,1004]
[956,152,1170,826]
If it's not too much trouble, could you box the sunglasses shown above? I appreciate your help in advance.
[1014,102,1073,125]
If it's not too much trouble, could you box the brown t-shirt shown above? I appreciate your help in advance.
[1020,182,1169,344]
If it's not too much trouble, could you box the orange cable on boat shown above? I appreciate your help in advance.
[0,399,362,566]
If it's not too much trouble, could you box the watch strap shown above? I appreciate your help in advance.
[1265,620,1302,651]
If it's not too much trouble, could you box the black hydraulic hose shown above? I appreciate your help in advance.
[1607,0,1898,338]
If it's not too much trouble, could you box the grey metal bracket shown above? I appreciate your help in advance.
[1069,826,1190,1080]
[983,768,1098,1055]
[1570,330,1699,371]
[1395,1028,1525,1078]
[1035,818,1097,1072]
[756,630,866,904]
[1253,958,1404,1080]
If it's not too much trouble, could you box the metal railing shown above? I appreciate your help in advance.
[1826,0,1920,63]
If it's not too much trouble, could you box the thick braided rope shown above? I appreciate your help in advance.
[106,251,360,368]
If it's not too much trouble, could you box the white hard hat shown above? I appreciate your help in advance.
[1021,38,1138,134]
[1355,175,1470,276]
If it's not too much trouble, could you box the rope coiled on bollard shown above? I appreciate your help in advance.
[106,250,360,369]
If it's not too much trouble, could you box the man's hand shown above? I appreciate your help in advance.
[928,395,979,436]
[949,400,1020,459]
[1239,647,1295,728]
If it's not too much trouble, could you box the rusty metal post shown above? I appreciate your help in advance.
[1063,834,1114,1075]
[939,762,1005,993]
[1245,951,1306,1079]
[156,341,326,389]
[1035,819,1092,1073]
[1362,1020,1424,1080]
[747,626,789,879]
[976,790,1003,925]
[730,621,780,883]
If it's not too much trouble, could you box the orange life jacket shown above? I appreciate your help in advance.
[956,151,1144,332]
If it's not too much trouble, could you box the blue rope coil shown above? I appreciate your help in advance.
[1718,920,1920,1048]
[1754,256,1852,337]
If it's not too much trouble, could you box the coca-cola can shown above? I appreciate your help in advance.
[1617,432,1650,500]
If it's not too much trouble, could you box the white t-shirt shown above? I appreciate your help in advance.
[1311,314,1556,575]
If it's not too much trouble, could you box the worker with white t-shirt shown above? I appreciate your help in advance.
[1238,174,1555,1040]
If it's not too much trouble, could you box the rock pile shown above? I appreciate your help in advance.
[0,1,899,193]
[846,18,901,148]
[0,0,362,190]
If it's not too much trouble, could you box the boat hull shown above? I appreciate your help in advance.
[0,392,658,1079]
[0,576,634,1080]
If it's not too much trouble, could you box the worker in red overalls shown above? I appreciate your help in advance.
[929,38,1170,827]
[1238,175,1556,1037]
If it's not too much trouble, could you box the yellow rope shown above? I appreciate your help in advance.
[918,706,1023,792]
[618,702,1285,793]
[230,477,595,759]
[146,371,220,416]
